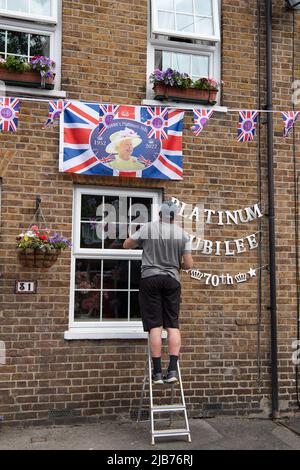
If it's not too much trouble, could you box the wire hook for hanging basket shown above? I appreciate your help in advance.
[29,195,47,228]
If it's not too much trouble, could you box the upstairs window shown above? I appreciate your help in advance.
[151,0,220,42]
[0,0,57,23]
[0,0,61,89]
[147,0,221,100]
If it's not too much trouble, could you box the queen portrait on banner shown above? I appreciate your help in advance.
[105,127,146,171]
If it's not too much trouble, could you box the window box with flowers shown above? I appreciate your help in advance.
[0,55,56,89]
[16,226,71,269]
[150,69,223,105]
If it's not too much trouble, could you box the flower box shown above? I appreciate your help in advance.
[16,247,61,268]
[153,84,218,105]
[0,68,55,89]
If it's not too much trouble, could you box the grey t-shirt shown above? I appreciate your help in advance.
[131,220,192,283]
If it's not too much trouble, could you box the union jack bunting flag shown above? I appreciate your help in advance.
[237,110,259,142]
[0,97,20,132]
[59,103,184,179]
[98,104,119,137]
[281,111,300,138]
[143,107,168,140]
[43,100,69,129]
[192,108,214,136]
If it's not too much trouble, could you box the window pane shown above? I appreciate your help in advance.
[130,197,152,223]
[161,50,171,69]
[7,30,28,56]
[75,291,100,321]
[81,195,103,222]
[0,30,5,54]
[195,0,213,16]
[176,14,194,33]
[30,0,51,16]
[30,34,50,57]
[75,259,101,289]
[192,55,209,79]
[175,0,193,14]
[130,261,142,290]
[80,222,102,249]
[158,11,175,30]
[102,291,128,320]
[104,195,130,224]
[173,52,190,74]
[103,223,127,249]
[194,16,214,36]
[103,259,128,290]
[130,292,141,321]
[7,0,28,13]
[0,0,5,9]
[157,0,174,10]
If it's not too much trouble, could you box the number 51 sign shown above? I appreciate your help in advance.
[15,281,37,294]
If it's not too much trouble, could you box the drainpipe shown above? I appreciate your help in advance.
[266,0,279,419]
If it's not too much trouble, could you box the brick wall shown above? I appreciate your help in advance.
[0,0,299,424]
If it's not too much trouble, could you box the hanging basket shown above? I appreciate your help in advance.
[16,247,61,268]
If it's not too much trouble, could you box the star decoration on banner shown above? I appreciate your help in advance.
[247,268,256,277]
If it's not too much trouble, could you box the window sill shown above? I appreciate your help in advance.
[64,328,168,340]
[2,85,67,98]
[142,99,227,113]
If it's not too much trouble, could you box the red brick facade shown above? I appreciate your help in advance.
[0,0,300,424]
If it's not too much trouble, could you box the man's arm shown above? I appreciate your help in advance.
[182,253,193,270]
[123,238,139,249]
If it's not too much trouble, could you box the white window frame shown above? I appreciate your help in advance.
[0,1,62,90]
[146,0,221,103]
[151,0,220,42]
[65,186,162,340]
[0,0,57,24]
[0,23,54,61]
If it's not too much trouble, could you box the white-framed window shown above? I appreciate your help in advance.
[65,186,162,340]
[147,0,221,99]
[0,0,57,23]
[0,0,62,89]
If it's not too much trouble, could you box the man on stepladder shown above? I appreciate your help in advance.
[123,201,193,385]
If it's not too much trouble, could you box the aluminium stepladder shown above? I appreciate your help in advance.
[137,334,191,446]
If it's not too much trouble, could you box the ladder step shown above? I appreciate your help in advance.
[153,429,190,438]
[152,405,186,412]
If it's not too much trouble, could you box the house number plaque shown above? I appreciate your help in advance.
[15,281,37,294]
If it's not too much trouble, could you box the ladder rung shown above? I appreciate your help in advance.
[151,405,186,412]
[153,429,190,437]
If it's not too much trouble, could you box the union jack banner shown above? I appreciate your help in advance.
[237,110,259,142]
[192,108,214,136]
[60,103,184,179]
[281,111,300,137]
[0,97,20,132]
[98,104,119,137]
[43,100,69,129]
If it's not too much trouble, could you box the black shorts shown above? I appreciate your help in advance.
[138,274,181,332]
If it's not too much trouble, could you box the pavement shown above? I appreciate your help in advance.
[1,416,300,450]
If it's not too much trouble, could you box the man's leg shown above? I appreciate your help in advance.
[162,277,181,383]
[166,327,181,375]
[149,326,163,376]
[167,327,181,357]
